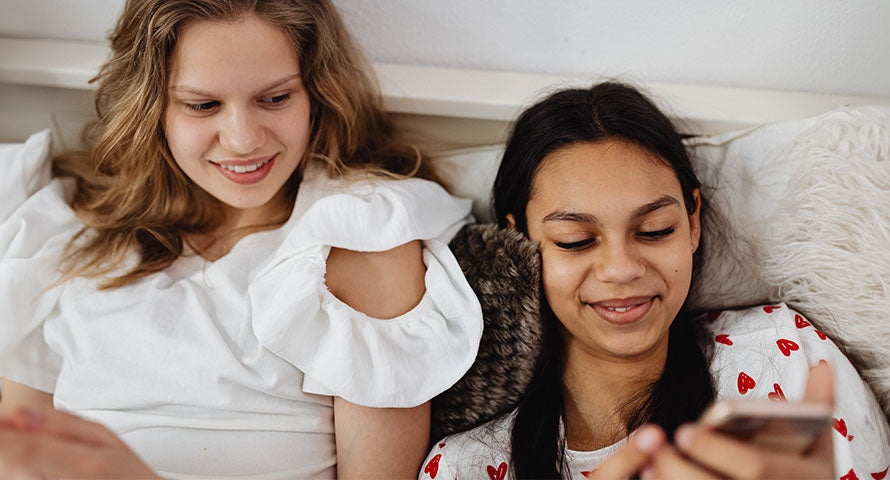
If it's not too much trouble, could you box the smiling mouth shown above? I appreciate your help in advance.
[211,154,277,185]
[216,158,271,173]
[587,296,656,325]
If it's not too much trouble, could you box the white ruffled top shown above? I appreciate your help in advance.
[0,158,483,480]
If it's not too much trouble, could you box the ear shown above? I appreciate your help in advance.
[689,189,701,253]
[505,213,517,230]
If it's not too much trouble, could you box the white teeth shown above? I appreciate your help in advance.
[607,306,633,312]
[220,159,269,173]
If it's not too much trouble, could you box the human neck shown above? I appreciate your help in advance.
[560,335,668,451]
[188,191,292,261]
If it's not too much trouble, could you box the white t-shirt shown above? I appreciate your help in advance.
[422,305,890,480]
[0,165,483,479]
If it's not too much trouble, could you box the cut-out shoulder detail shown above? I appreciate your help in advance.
[325,241,426,320]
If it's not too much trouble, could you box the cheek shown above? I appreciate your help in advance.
[165,114,212,163]
[277,94,312,146]
[541,250,586,305]
[655,247,694,296]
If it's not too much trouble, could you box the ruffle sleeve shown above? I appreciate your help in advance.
[0,178,80,393]
[249,171,482,408]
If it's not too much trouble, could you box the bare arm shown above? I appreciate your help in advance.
[326,240,430,478]
[0,378,54,414]
[334,398,430,479]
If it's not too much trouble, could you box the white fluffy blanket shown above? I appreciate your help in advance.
[688,107,890,417]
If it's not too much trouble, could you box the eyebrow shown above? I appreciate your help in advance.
[168,73,302,97]
[542,195,680,224]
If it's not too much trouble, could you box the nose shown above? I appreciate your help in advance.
[593,239,646,284]
[218,107,265,154]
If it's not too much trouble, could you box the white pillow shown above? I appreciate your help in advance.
[0,129,53,222]
[434,145,503,224]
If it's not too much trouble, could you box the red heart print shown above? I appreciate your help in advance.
[737,372,756,394]
[715,334,733,346]
[424,454,441,479]
[438,443,445,448]
[794,314,810,328]
[762,305,781,314]
[487,462,508,480]
[833,418,848,437]
[815,330,827,340]
[841,469,861,480]
[706,311,723,323]
[872,466,889,480]
[777,339,799,356]
[767,383,786,402]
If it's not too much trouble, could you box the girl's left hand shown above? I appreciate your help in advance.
[643,362,835,479]
[0,407,161,479]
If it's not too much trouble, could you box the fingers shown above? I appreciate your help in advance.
[0,425,160,479]
[586,424,665,479]
[0,428,100,479]
[10,407,120,447]
[645,445,719,480]
[674,424,833,479]
[804,362,834,407]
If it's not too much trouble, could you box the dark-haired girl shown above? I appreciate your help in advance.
[420,83,889,479]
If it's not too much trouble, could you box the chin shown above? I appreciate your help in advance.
[602,330,669,359]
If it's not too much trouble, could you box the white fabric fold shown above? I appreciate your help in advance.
[251,167,482,407]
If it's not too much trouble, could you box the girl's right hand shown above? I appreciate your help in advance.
[585,424,666,479]
[0,407,161,479]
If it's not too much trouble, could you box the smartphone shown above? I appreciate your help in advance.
[699,399,831,453]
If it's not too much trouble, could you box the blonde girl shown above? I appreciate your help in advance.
[0,1,481,478]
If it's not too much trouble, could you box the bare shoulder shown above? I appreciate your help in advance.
[325,240,426,319]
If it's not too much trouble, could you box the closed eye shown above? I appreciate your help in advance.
[637,227,675,240]
[260,93,290,105]
[185,100,220,112]
[554,238,595,250]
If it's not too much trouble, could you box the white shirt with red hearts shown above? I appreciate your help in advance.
[421,304,890,480]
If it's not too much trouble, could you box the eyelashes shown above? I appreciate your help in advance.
[554,227,677,251]
[637,227,675,240]
[260,93,290,105]
[185,100,220,112]
[554,238,595,250]
[183,93,291,113]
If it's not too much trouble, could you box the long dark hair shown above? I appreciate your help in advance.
[492,82,715,478]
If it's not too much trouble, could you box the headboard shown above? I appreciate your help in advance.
[2,36,890,154]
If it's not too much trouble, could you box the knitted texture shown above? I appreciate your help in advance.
[432,223,543,440]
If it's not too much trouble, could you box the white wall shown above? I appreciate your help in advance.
[2,0,889,97]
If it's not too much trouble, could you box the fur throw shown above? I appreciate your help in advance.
[762,108,890,417]
[432,224,542,440]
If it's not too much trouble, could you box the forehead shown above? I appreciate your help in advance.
[529,139,683,217]
[168,14,299,89]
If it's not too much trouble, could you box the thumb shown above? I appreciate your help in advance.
[804,361,834,407]
[802,362,837,459]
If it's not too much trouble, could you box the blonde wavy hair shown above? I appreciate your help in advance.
[54,0,437,289]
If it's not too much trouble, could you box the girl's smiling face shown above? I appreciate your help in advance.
[164,13,311,226]
[520,139,701,363]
